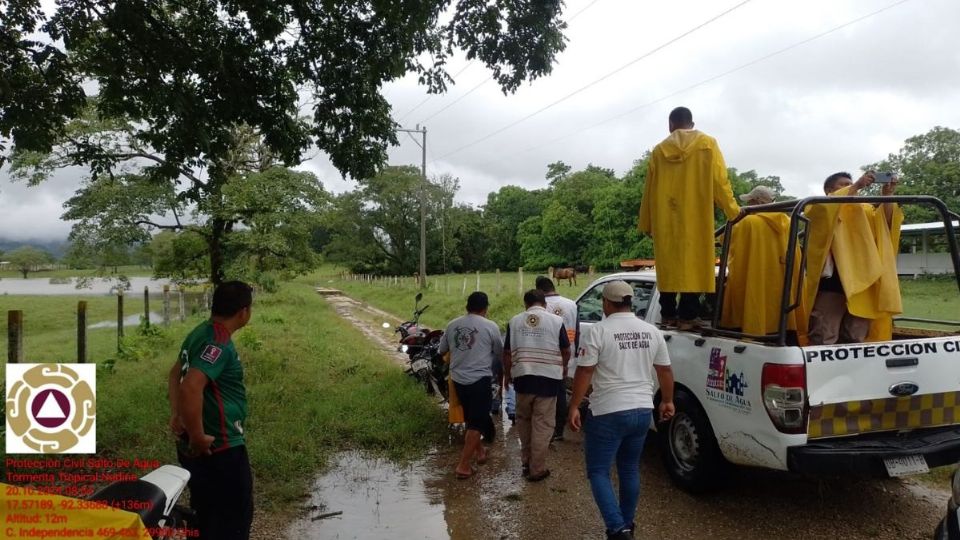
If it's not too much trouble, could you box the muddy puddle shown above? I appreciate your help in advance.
[287,451,450,539]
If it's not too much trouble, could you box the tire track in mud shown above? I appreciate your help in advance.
[320,289,409,366]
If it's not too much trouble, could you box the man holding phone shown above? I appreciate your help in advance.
[568,281,674,540]
[807,171,902,345]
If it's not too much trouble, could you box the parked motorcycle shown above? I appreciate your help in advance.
[407,328,449,401]
[88,464,192,539]
[390,293,432,360]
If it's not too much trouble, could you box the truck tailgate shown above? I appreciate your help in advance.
[803,337,960,439]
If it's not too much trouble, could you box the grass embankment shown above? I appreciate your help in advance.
[0,265,153,280]
[1,281,444,512]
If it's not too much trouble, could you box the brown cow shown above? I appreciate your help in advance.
[553,267,577,287]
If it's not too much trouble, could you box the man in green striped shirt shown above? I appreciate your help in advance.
[168,281,254,540]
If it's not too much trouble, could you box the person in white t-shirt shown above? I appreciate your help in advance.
[568,280,675,540]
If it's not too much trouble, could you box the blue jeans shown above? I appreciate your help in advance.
[491,383,516,416]
[583,408,652,534]
[504,385,516,416]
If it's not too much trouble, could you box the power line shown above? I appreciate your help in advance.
[431,0,753,162]
[396,62,476,122]
[414,0,606,126]
[469,0,914,168]
[567,0,605,22]
[419,76,492,124]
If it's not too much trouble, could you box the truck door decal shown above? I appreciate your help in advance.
[705,348,753,414]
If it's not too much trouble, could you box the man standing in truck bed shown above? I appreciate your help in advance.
[639,106,740,330]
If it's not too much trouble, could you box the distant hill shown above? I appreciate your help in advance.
[0,238,69,259]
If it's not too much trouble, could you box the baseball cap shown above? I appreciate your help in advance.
[602,280,633,303]
[738,185,776,204]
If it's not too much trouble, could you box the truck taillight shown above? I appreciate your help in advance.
[761,363,807,434]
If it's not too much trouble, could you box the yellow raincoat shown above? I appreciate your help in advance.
[721,213,810,340]
[444,352,464,424]
[802,186,904,341]
[639,129,740,292]
[0,483,151,539]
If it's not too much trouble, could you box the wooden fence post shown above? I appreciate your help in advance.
[178,287,186,322]
[117,289,124,350]
[143,286,151,328]
[8,310,23,363]
[496,269,501,293]
[461,277,467,295]
[589,265,596,276]
[518,267,524,295]
[163,285,171,326]
[476,271,480,292]
[77,301,87,363]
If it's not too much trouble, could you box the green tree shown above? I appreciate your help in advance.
[864,126,960,223]
[221,167,328,288]
[6,246,52,278]
[444,205,491,273]
[588,179,652,269]
[63,240,132,273]
[148,231,210,284]
[483,186,546,270]
[727,168,788,201]
[18,123,328,285]
[323,166,460,275]
[3,1,566,179]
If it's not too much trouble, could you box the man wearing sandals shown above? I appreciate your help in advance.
[503,289,571,482]
[439,291,503,479]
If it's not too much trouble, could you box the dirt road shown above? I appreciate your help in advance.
[302,291,948,540]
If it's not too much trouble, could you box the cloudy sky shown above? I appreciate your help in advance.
[3,0,959,242]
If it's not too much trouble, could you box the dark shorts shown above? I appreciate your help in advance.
[454,376,495,443]
[177,444,254,540]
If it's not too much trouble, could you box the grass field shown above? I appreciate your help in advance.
[316,269,960,331]
[0,280,444,513]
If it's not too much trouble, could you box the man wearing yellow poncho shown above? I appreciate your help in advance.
[804,172,904,344]
[720,186,810,340]
[639,107,740,330]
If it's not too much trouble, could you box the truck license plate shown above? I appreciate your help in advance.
[883,455,929,477]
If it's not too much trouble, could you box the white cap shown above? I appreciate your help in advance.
[739,185,776,204]
[602,280,633,303]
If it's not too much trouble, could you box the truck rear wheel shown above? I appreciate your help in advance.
[659,389,725,493]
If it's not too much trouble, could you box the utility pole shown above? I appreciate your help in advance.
[397,125,427,288]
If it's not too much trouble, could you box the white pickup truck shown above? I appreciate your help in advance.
[570,194,960,493]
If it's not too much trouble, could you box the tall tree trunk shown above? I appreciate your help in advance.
[208,218,226,286]
[21,269,28,279]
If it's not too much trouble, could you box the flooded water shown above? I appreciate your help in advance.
[0,277,174,296]
[88,312,162,329]
[287,451,450,540]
